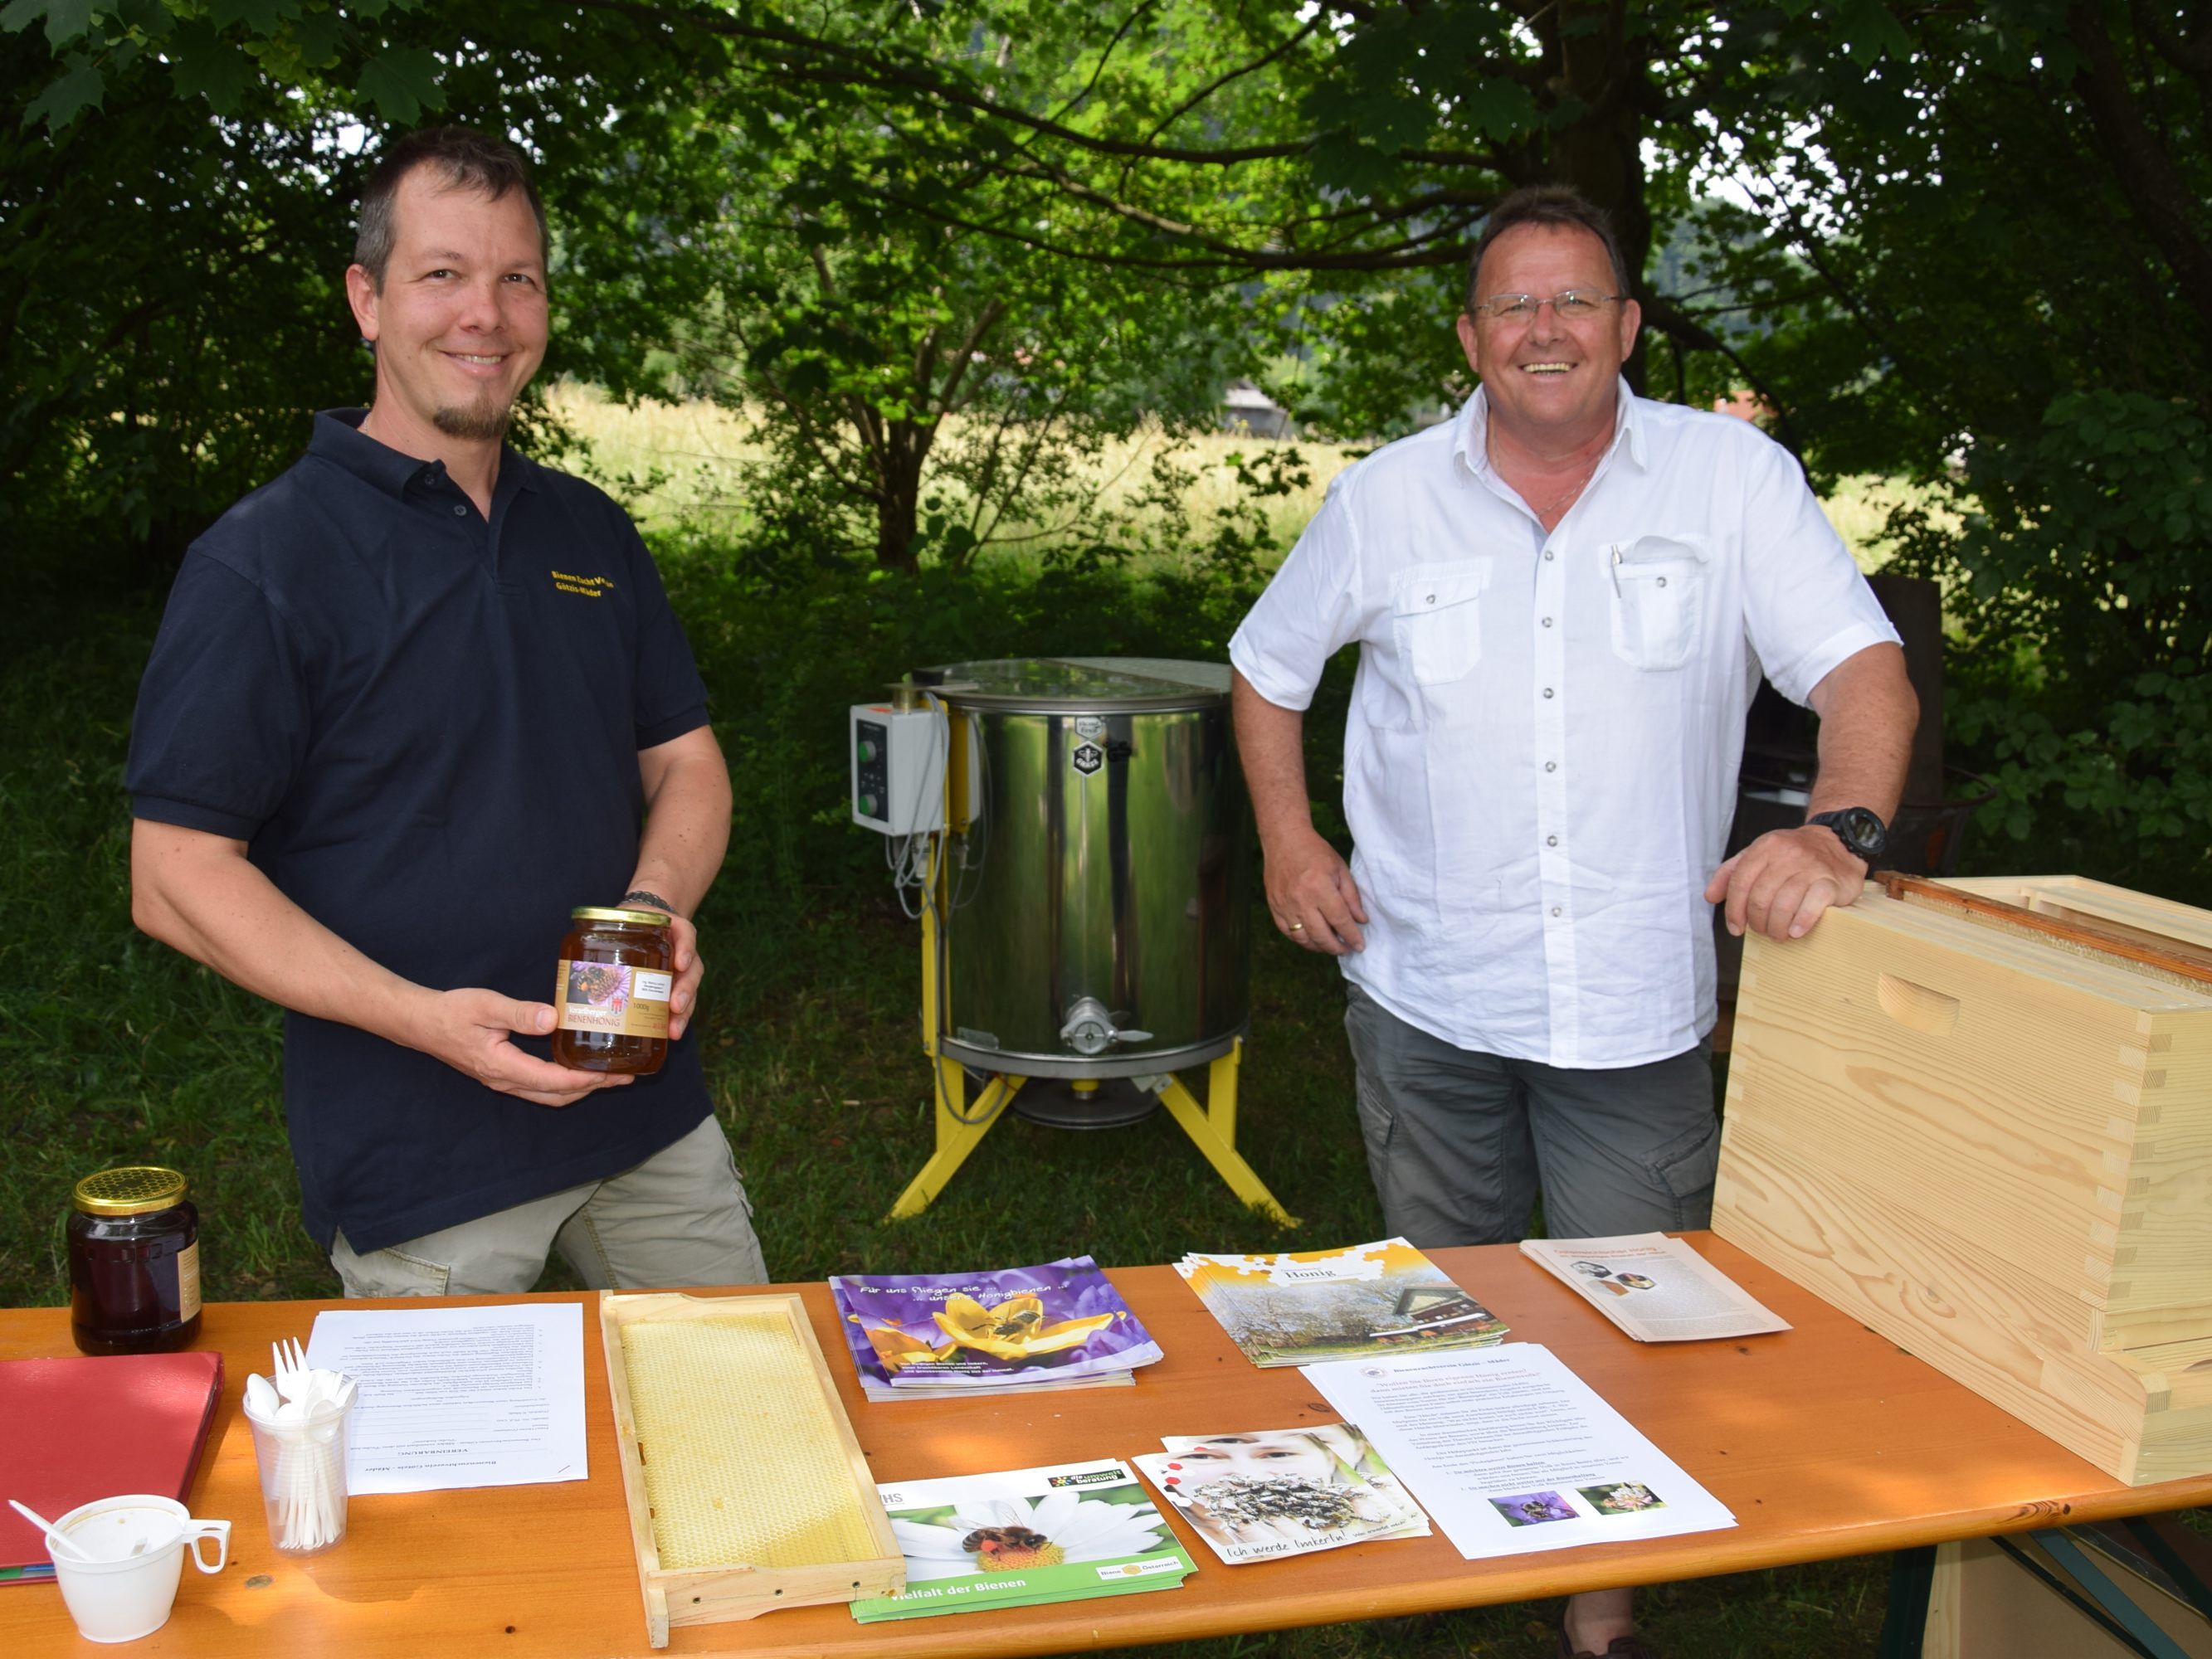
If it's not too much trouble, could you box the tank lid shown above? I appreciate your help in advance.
[923,656,1230,711]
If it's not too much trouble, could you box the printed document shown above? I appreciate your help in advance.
[306,1301,587,1494]
[1520,1233,1791,1342]
[1303,1343,1734,1558]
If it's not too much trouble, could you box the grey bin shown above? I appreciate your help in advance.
[924,657,1253,1087]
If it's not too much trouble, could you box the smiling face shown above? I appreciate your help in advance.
[1455,221,1640,453]
[344,164,548,456]
[1179,1433,1337,1483]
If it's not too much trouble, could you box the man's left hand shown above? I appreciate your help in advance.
[667,913,704,1041]
[1705,825,1869,942]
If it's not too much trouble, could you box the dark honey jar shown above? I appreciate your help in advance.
[68,1165,202,1355]
[553,906,675,1075]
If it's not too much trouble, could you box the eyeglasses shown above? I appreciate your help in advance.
[1472,290,1625,322]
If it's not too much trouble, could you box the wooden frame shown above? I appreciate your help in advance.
[598,1290,904,1647]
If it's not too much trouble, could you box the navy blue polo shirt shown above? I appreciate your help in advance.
[126,410,718,1254]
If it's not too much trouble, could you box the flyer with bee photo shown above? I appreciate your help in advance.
[850,1457,1196,1622]
[1132,1424,1432,1565]
[1518,1233,1791,1342]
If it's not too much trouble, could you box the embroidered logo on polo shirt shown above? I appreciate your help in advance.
[551,571,616,598]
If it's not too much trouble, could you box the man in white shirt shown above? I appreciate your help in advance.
[1229,187,1917,1659]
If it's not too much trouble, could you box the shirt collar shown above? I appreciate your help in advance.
[1453,377,1646,478]
[308,407,541,502]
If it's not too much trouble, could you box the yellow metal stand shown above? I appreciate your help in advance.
[886,773,1297,1225]
[1154,1039,1297,1226]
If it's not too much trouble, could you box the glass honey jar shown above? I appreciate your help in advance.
[553,906,675,1075]
[68,1166,202,1355]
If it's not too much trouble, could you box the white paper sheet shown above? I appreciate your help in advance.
[1302,1343,1734,1559]
[306,1301,587,1495]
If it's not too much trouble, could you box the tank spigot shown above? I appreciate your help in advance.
[1059,996,1152,1055]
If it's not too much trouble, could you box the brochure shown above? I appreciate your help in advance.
[850,1457,1195,1622]
[1132,1424,1431,1565]
[1177,1238,1508,1367]
[1303,1343,1737,1559]
[830,1256,1162,1401]
[1518,1233,1791,1342]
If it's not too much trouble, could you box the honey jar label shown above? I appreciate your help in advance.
[176,1240,202,1321]
[555,960,673,1039]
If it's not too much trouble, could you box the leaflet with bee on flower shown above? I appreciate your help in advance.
[851,1457,1195,1623]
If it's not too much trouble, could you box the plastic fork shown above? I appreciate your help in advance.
[271,1337,309,1401]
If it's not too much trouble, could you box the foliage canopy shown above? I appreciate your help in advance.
[6,0,2210,885]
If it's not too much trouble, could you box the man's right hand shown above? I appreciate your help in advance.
[1264,827,1368,955]
[411,988,636,1107]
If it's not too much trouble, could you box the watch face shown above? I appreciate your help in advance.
[1825,808,1887,856]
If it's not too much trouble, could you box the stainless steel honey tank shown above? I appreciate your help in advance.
[927,657,1251,1080]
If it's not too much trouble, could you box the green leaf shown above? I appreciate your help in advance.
[22,51,104,129]
[357,45,444,123]
[114,0,168,34]
[287,2,338,66]
[1,0,97,49]
[168,22,256,114]
[209,0,290,33]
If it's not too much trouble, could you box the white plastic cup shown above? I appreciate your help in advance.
[243,1395,353,1555]
[49,1494,229,1644]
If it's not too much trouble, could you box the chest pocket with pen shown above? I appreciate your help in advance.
[1607,535,1708,671]
[1391,559,1492,687]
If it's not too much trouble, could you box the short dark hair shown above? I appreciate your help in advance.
[1465,186,1632,313]
[353,126,548,289]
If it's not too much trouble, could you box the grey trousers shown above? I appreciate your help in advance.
[329,1114,768,1296]
[1343,984,1719,1248]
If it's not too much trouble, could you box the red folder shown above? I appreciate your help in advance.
[0,1350,225,1582]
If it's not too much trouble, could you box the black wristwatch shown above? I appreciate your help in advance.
[1808,807,1889,863]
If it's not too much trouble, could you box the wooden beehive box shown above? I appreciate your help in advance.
[1713,874,2212,1484]
[599,1291,904,1646]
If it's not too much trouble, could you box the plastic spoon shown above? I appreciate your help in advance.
[8,1499,95,1564]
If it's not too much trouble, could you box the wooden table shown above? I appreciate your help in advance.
[4,1237,2208,1657]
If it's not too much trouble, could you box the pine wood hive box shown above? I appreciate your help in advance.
[1713,874,2212,1484]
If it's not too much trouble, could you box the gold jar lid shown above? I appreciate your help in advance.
[569,906,670,927]
[74,1166,188,1216]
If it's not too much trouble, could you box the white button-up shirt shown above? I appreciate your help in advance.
[1230,383,1900,1068]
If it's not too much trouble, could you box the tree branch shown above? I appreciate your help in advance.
[1637,293,1805,463]
[2068,1,2212,341]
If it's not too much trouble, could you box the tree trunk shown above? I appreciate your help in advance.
[873,418,933,572]
[1547,0,1655,393]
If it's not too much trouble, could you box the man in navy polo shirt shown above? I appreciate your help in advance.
[124,127,767,1297]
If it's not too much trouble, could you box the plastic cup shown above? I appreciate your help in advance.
[49,1494,228,1643]
[243,1394,353,1555]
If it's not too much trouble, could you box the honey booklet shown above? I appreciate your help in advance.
[1177,1238,1508,1367]
[1132,1424,1431,1565]
[850,1457,1194,1622]
[1518,1233,1791,1342]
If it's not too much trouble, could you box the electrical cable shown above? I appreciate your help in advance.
[879,689,1011,1128]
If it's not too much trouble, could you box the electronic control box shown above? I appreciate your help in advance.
[850,703,947,834]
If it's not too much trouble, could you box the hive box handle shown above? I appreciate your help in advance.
[1878,973,1960,1036]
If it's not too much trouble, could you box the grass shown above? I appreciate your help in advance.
[548,383,1924,573]
[0,400,2122,1658]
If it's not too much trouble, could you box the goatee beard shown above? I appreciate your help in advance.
[433,398,514,442]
